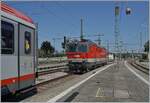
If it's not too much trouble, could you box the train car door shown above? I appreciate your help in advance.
[19,24,35,90]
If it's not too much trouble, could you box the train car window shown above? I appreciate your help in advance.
[25,31,31,54]
[1,21,14,54]
[78,44,87,52]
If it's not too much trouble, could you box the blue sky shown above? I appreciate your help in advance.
[5,1,149,53]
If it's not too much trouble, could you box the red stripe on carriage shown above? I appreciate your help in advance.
[1,3,33,24]
[1,73,35,87]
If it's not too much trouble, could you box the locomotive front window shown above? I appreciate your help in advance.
[1,21,14,54]
[78,44,87,52]
[25,31,31,54]
[66,45,77,52]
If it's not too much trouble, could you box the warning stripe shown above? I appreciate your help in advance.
[1,73,35,87]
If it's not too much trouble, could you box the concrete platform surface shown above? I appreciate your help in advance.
[57,61,149,102]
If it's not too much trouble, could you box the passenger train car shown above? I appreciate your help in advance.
[66,39,108,73]
[1,3,37,96]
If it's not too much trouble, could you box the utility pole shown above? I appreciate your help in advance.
[119,41,123,60]
[80,18,83,40]
[53,38,56,54]
[140,31,143,52]
[132,50,134,59]
[114,4,121,61]
[107,40,109,53]
[139,31,143,59]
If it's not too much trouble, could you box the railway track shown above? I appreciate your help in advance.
[35,62,113,94]
[36,63,71,86]
[37,66,68,76]
[36,68,72,93]
[36,73,71,87]
[129,61,149,75]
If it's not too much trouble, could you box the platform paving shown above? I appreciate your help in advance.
[22,64,112,102]
[58,61,149,102]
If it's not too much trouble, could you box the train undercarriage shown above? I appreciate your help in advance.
[68,61,107,73]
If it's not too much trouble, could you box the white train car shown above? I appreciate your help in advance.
[1,3,37,96]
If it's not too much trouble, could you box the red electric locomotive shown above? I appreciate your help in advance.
[66,39,108,73]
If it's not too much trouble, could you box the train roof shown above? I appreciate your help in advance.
[81,39,107,50]
[81,39,97,45]
[1,2,35,28]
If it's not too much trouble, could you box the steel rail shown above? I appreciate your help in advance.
[129,61,149,75]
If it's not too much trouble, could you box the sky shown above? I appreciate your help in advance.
[4,1,149,53]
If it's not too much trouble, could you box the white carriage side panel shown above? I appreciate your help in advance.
[1,17,18,80]
[1,17,19,93]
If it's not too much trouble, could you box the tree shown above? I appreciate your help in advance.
[144,40,149,52]
[40,41,55,57]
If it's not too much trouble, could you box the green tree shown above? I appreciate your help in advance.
[41,41,55,57]
[144,40,149,52]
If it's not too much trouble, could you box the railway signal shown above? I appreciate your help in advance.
[62,36,67,50]
[80,18,84,40]
[64,36,66,45]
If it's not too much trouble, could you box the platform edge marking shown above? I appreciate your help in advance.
[125,61,150,86]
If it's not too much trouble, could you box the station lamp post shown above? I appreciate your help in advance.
[114,2,132,61]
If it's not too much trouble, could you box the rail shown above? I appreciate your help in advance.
[36,63,70,86]
[38,63,67,70]
[37,65,68,76]
[129,61,149,75]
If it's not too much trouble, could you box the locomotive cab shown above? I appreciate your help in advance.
[66,40,89,73]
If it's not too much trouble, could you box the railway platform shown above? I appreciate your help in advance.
[22,61,149,102]
[50,61,149,102]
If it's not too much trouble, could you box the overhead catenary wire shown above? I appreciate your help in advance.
[40,2,79,31]
[11,2,79,42]
[55,1,79,20]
